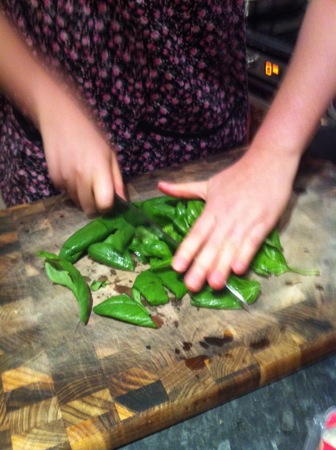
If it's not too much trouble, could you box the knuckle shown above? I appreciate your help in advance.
[193,256,210,272]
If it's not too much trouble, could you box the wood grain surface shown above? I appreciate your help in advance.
[0,150,335,450]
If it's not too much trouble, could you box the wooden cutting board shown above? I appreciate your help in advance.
[0,151,335,450]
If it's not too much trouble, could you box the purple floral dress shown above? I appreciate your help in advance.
[0,1,248,207]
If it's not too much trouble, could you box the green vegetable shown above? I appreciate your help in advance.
[90,280,110,292]
[93,294,157,328]
[185,200,204,227]
[88,243,135,271]
[59,214,132,263]
[134,226,172,259]
[162,223,183,243]
[190,275,260,309]
[59,218,110,262]
[128,235,149,264]
[133,269,169,306]
[150,256,173,271]
[142,238,172,259]
[264,229,283,251]
[251,231,320,277]
[251,243,288,276]
[172,201,190,235]
[156,268,188,300]
[39,195,320,330]
[132,287,142,305]
[102,217,135,253]
[139,196,178,226]
[37,251,92,324]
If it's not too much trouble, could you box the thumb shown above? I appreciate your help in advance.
[157,180,208,200]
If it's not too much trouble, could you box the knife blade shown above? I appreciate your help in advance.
[113,193,179,252]
[225,281,252,313]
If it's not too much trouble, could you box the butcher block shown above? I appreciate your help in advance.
[0,150,335,450]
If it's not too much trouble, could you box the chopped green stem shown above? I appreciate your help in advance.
[287,266,320,276]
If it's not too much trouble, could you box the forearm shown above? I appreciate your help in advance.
[251,0,336,157]
[0,10,66,128]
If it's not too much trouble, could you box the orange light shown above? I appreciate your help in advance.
[265,61,272,76]
[272,64,280,75]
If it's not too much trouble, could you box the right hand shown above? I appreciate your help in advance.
[39,90,125,216]
[0,12,124,215]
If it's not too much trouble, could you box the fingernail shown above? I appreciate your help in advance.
[172,256,188,273]
[232,260,248,275]
[184,272,203,292]
[208,272,226,290]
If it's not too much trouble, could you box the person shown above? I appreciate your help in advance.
[0,1,248,211]
[0,0,335,294]
[161,0,336,292]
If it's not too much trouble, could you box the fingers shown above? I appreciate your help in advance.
[92,167,114,214]
[40,94,125,216]
[56,149,123,217]
[176,219,267,292]
[91,150,126,214]
[206,221,269,291]
[230,221,270,276]
[76,177,96,216]
[158,180,207,200]
[204,230,243,291]
[173,207,234,292]
[172,210,216,289]
[89,151,118,214]
[166,150,295,292]
[62,165,97,216]
[173,197,277,292]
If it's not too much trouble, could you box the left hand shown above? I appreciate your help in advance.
[158,147,300,292]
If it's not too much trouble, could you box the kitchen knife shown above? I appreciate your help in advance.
[113,193,179,252]
[225,281,252,313]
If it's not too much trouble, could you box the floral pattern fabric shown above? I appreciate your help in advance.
[0,0,248,207]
